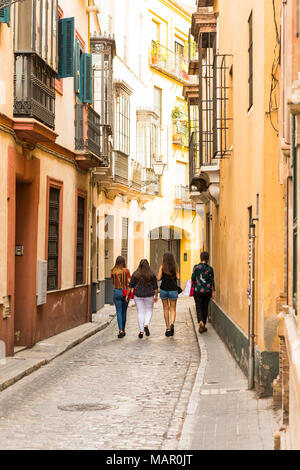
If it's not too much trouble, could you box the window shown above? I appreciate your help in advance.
[248,12,253,110]
[121,217,129,264]
[152,20,160,42]
[293,116,298,313]
[14,0,58,70]
[154,86,162,125]
[175,41,184,57]
[75,194,86,286]
[115,86,131,155]
[47,184,62,291]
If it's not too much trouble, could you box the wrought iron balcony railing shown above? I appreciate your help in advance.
[149,41,196,85]
[174,185,196,209]
[75,103,101,158]
[14,53,56,129]
[189,131,200,188]
[131,162,142,191]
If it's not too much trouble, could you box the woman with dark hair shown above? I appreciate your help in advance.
[111,256,130,338]
[126,259,158,339]
[157,252,180,337]
[191,251,215,333]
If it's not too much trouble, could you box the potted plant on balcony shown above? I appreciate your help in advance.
[171,104,188,146]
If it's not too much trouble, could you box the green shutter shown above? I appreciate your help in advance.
[82,53,93,104]
[75,39,81,95]
[57,17,75,78]
[0,7,10,24]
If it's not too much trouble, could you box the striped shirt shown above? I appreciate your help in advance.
[111,268,130,289]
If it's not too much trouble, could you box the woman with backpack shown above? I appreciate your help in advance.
[157,252,180,337]
[111,256,131,339]
[126,259,158,339]
[191,251,215,333]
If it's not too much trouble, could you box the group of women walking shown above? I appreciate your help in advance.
[111,251,215,339]
[111,253,181,339]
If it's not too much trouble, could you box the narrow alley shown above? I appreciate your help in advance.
[0,298,277,450]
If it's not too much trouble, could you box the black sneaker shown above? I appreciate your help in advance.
[165,329,171,337]
[170,324,175,336]
[138,333,144,339]
[144,326,150,336]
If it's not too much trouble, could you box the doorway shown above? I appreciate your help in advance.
[149,226,181,276]
[14,180,38,348]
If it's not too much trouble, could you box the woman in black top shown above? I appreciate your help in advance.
[126,259,158,338]
[157,252,180,337]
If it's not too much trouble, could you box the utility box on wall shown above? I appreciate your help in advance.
[37,260,47,306]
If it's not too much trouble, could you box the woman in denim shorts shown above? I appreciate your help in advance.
[157,252,180,337]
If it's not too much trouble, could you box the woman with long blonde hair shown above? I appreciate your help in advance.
[157,252,180,337]
[111,256,130,338]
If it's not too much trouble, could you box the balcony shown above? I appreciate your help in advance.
[130,162,142,191]
[149,41,196,85]
[172,119,188,147]
[174,185,196,210]
[142,168,157,196]
[75,103,104,170]
[114,152,128,185]
[191,11,217,42]
[14,53,56,130]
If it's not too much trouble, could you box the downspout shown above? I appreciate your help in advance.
[248,221,256,389]
[248,203,258,390]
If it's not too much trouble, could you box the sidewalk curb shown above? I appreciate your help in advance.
[178,305,208,450]
[0,313,116,393]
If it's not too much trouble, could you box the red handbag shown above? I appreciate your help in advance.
[189,282,194,296]
[122,289,135,299]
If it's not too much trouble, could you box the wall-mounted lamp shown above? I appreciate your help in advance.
[152,162,166,177]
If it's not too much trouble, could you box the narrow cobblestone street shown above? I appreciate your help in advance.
[0,299,199,450]
[0,297,279,451]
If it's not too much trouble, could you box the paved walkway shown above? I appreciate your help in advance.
[0,297,278,450]
[179,304,278,450]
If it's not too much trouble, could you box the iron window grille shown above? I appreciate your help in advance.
[13,0,58,71]
[198,33,232,166]
[14,52,56,129]
[114,86,130,156]
[75,102,101,158]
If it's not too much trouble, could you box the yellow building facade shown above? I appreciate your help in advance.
[188,0,283,395]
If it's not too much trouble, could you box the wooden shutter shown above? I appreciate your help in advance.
[47,187,60,291]
[82,53,93,104]
[76,196,85,285]
[58,17,75,79]
[75,39,81,95]
[0,7,10,24]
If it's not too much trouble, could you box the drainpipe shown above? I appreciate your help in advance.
[248,219,257,389]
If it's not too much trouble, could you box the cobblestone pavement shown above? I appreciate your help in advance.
[0,298,199,450]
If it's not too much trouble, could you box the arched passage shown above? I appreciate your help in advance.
[149,226,191,282]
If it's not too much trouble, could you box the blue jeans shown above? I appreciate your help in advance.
[160,289,178,300]
[113,289,129,331]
